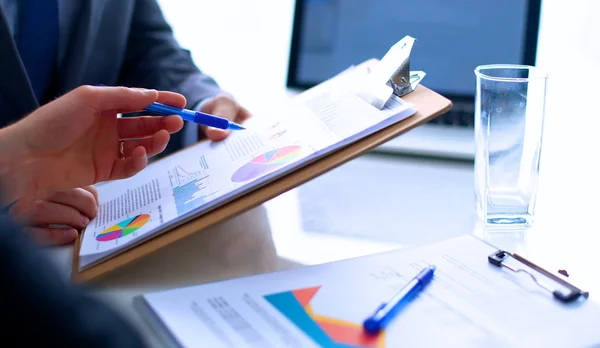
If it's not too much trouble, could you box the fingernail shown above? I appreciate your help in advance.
[82,216,90,226]
[64,229,78,240]
[209,127,228,134]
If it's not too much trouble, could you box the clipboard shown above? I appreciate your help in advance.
[133,234,597,347]
[72,43,452,283]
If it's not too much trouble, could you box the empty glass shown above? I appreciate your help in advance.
[474,65,548,226]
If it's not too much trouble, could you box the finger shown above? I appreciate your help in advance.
[74,85,159,113]
[236,106,253,123]
[204,101,237,140]
[44,188,98,219]
[82,185,100,206]
[117,115,183,139]
[122,130,170,158]
[202,97,253,141]
[26,201,91,229]
[156,91,187,108]
[210,99,238,120]
[109,146,148,180]
[203,97,252,123]
[24,226,78,246]
[204,127,230,141]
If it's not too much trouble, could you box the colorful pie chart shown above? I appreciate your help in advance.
[231,145,302,183]
[96,214,150,242]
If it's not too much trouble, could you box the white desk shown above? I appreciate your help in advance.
[48,1,600,346]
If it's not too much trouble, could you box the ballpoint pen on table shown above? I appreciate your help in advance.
[143,102,245,131]
[363,264,436,335]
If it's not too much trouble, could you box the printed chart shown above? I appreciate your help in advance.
[270,130,287,140]
[96,214,150,242]
[173,177,212,215]
[231,145,302,183]
[171,156,209,187]
[264,286,386,348]
[169,156,218,215]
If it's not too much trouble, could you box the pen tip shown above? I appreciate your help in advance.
[229,122,246,130]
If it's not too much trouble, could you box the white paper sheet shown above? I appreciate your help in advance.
[137,235,600,348]
[78,64,416,269]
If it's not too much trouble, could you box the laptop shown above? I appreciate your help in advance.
[285,0,542,161]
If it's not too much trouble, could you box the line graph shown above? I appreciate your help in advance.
[176,165,197,176]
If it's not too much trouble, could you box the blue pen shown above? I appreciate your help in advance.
[94,84,245,130]
[363,265,436,334]
[144,102,245,131]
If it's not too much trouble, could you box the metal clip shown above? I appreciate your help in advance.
[385,37,425,97]
[488,250,589,304]
[354,35,426,109]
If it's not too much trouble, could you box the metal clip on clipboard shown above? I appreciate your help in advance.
[355,35,427,109]
[488,250,589,304]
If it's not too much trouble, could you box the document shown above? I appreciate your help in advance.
[135,235,600,348]
[78,65,417,269]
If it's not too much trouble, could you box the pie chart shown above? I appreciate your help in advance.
[96,214,151,242]
[231,145,302,183]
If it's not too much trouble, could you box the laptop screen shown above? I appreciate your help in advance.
[287,0,541,103]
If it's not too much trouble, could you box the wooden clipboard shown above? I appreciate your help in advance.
[72,72,452,283]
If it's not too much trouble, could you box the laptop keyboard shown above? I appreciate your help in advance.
[427,106,474,128]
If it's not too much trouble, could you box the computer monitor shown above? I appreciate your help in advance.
[287,0,541,120]
[286,0,542,160]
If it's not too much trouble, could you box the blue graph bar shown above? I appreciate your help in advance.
[173,179,207,215]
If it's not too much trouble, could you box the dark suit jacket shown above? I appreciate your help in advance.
[0,0,223,155]
[0,209,146,347]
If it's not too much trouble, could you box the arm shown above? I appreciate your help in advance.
[117,0,222,105]
[117,0,226,152]
[0,213,146,347]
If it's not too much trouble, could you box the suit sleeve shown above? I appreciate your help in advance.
[0,215,147,347]
[117,0,225,153]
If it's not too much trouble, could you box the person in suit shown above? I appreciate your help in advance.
[0,85,184,346]
[0,0,251,245]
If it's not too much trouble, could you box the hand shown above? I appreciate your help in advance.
[8,186,99,245]
[199,94,252,141]
[0,86,185,203]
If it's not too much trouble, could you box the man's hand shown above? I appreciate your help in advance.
[0,86,185,202]
[8,186,99,245]
[200,94,252,141]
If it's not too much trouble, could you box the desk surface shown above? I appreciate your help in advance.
[48,115,600,345]
[48,0,600,345]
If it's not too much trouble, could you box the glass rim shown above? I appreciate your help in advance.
[474,64,548,82]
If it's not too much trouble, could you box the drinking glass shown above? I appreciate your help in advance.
[474,65,548,226]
